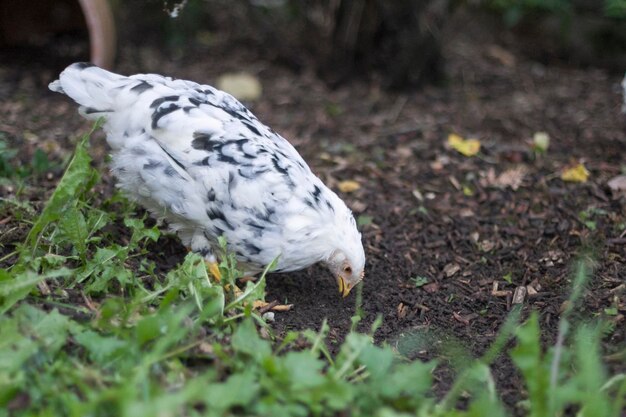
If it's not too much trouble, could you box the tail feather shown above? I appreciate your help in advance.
[49,62,124,118]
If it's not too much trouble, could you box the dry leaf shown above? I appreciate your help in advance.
[486,45,516,67]
[397,303,408,319]
[561,163,589,183]
[494,166,528,190]
[452,311,471,325]
[448,133,481,157]
[607,175,626,198]
[423,282,440,293]
[443,263,461,278]
[338,180,361,193]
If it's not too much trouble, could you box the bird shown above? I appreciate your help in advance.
[49,63,365,299]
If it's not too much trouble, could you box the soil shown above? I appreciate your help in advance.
[1,9,624,415]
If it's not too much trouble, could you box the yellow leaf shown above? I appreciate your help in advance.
[448,133,481,157]
[338,180,361,193]
[561,163,589,183]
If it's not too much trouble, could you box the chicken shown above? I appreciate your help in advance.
[49,63,365,297]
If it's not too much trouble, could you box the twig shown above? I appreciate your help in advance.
[606,238,626,245]
[257,300,279,314]
[387,95,408,124]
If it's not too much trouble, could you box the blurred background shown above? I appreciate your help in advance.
[1,0,625,88]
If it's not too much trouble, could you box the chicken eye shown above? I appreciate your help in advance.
[344,266,352,274]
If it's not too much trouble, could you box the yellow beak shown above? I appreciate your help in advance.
[337,276,352,298]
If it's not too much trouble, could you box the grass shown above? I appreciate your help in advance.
[0,124,624,416]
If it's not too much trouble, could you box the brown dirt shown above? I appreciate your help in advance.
[1,10,624,415]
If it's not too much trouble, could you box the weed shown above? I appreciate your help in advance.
[410,275,429,288]
[1,123,624,416]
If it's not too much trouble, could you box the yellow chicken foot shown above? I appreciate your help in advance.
[206,261,222,282]
[205,262,292,312]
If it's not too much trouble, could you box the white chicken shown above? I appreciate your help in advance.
[50,63,365,297]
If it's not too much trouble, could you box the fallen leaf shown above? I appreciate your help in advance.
[423,282,440,293]
[462,185,474,196]
[356,215,373,227]
[486,45,516,67]
[412,189,424,202]
[430,154,450,171]
[452,311,471,325]
[338,180,361,193]
[532,132,550,153]
[459,208,475,217]
[607,175,626,198]
[216,72,262,101]
[397,303,408,319]
[271,304,294,312]
[493,166,528,190]
[443,263,461,278]
[447,133,481,157]
[561,163,589,183]
[350,200,368,212]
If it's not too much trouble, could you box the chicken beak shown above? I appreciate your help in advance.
[337,276,352,298]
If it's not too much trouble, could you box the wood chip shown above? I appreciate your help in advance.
[512,286,527,304]
[491,281,512,297]
[81,291,99,312]
[397,302,408,319]
[37,280,51,296]
[443,263,461,278]
[453,311,470,325]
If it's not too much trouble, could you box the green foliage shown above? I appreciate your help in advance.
[0,135,55,179]
[0,123,624,416]
[483,0,625,26]
[0,137,18,177]
[410,275,429,287]
[604,0,626,18]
